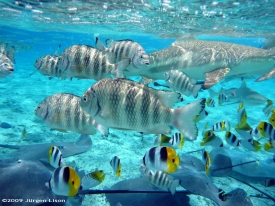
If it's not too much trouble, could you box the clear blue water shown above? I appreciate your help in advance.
[1,1,275,206]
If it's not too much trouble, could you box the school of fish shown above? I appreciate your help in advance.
[1,35,275,206]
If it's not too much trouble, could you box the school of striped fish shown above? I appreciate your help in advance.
[1,35,275,206]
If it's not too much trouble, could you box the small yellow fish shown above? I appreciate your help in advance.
[21,127,27,139]
[235,102,252,131]
[81,170,105,189]
[202,149,211,174]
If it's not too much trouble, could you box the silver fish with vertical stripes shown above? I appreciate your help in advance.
[80,78,205,140]
[96,38,149,73]
[139,165,179,195]
[57,44,130,80]
[33,54,65,79]
[0,43,15,78]
[35,93,106,135]
[164,70,201,98]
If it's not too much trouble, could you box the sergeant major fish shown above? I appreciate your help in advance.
[164,70,201,98]
[0,43,15,78]
[95,37,149,72]
[80,78,206,140]
[57,44,130,80]
[33,54,64,79]
[139,165,180,195]
[35,93,106,136]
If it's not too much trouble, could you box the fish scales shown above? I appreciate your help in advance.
[34,55,62,79]
[59,45,127,80]
[35,93,98,135]
[110,41,135,63]
[81,78,205,140]
[85,79,171,131]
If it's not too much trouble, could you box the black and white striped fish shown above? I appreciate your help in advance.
[164,70,201,98]
[139,165,179,195]
[110,156,121,177]
[225,131,241,147]
[57,44,130,80]
[46,166,81,197]
[212,120,230,132]
[35,93,107,136]
[80,78,206,140]
[96,38,149,72]
[142,146,180,173]
[33,54,64,79]
[48,146,66,168]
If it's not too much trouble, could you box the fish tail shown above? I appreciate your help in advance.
[191,84,202,98]
[264,142,273,152]
[172,98,206,140]
[169,179,180,195]
[111,58,131,78]
[253,140,261,152]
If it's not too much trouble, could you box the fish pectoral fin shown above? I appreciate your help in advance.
[203,68,230,89]
[143,125,171,134]
[112,58,131,78]
[255,68,275,82]
[92,120,109,137]
[140,77,154,85]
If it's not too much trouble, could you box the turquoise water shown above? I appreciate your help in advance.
[1,1,275,206]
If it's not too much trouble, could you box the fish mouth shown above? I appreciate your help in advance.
[8,68,14,72]
[144,62,149,66]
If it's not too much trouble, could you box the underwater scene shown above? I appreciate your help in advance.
[1,0,275,206]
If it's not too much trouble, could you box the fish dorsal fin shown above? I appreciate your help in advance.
[0,43,8,53]
[106,39,115,47]
[240,80,248,89]
[54,44,61,55]
[95,37,107,52]
[6,46,16,64]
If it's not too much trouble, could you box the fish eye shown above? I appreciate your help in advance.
[172,159,175,162]
[4,63,8,66]
[37,106,40,110]
[140,56,143,59]
[82,95,88,102]
[72,181,74,185]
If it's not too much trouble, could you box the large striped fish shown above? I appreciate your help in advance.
[80,78,205,140]
[35,93,106,135]
[57,44,130,80]
[96,38,149,73]
[33,54,65,79]
[164,70,201,98]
